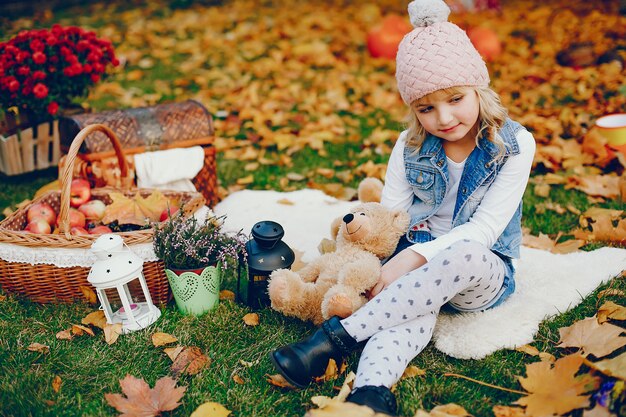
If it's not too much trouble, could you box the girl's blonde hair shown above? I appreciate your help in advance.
[404,86,508,160]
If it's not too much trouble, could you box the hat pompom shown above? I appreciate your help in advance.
[407,0,451,28]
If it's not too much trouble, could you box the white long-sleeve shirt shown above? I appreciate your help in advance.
[381,129,536,261]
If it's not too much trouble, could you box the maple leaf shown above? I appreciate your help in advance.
[265,374,297,390]
[27,343,50,354]
[79,286,97,304]
[522,232,585,254]
[102,191,169,226]
[514,353,599,417]
[104,323,123,345]
[557,316,626,358]
[105,375,186,417]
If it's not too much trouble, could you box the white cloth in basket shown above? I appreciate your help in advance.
[134,146,204,192]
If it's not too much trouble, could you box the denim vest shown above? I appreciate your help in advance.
[402,118,526,308]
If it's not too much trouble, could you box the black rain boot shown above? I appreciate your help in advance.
[346,385,398,416]
[270,316,358,388]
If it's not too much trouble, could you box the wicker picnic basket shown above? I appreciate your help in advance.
[0,124,205,304]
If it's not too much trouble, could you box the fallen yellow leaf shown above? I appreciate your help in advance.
[414,404,471,417]
[243,313,259,326]
[52,376,62,393]
[170,346,211,376]
[232,374,245,385]
[152,332,178,347]
[493,405,526,417]
[55,329,72,340]
[401,365,426,379]
[219,290,235,301]
[71,324,95,337]
[266,374,297,389]
[104,323,123,345]
[79,286,97,304]
[190,402,232,417]
[597,301,626,324]
[81,311,107,329]
[557,316,626,358]
[27,343,49,354]
[516,345,539,356]
[164,345,184,362]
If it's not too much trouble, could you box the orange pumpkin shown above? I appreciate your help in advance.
[467,26,502,61]
[367,14,413,60]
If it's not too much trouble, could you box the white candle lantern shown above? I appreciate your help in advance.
[88,234,161,333]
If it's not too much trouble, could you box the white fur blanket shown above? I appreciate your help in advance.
[215,189,626,359]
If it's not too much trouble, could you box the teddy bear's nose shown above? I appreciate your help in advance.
[343,213,354,224]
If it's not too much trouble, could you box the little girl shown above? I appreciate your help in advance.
[270,0,536,415]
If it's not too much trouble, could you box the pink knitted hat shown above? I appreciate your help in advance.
[396,0,490,105]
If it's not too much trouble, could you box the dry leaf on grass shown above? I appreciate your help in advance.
[190,401,232,417]
[232,374,245,385]
[598,288,625,299]
[27,343,49,354]
[515,353,599,417]
[78,286,97,304]
[71,324,95,337]
[152,332,178,347]
[170,346,211,376]
[104,323,123,345]
[305,401,381,416]
[522,232,585,254]
[266,374,297,390]
[51,376,62,393]
[0,294,6,302]
[586,351,626,380]
[557,317,626,358]
[516,345,540,356]
[56,329,72,341]
[243,313,259,326]
[413,404,471,417]
[164,345,185,362]
[82,311,107,329]
[597,301,626,324]
[492,405,526,417]
[313,358,343,383]
[219,290,235,301]
[105,375,186,417]
[401,365,426,379]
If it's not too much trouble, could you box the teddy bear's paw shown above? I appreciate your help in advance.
[268,271,304,310]
[325,293,354,319]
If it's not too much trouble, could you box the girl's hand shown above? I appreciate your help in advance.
[369,249,427,298]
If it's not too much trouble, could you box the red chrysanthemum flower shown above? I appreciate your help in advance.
[47,101,59,115]
[32,83,48,99]
[32,51,46,65]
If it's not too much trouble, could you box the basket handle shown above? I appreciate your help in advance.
[58,124,130,237]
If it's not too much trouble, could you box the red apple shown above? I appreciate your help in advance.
[25,218,52,234]
[159,205,179,222]
[70,178,91,207]
[27,202,57,226]
[70,226,90,236]
[78,199,106,221]
[89,225,113,234]
[62,208,86,229]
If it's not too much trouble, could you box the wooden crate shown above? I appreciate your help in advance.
[0,120,60,176]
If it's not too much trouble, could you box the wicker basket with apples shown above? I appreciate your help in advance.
[0,124,205,303]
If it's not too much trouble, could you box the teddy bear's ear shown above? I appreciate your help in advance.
[357,177,383,203]
[392,210,411,232]
[330,216,342,240]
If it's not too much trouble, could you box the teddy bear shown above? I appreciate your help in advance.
[267,201,409,325]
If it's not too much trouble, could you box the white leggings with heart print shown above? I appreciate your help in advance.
[340,239,507,389]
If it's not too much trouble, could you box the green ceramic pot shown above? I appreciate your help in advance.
[165,264,221,315]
